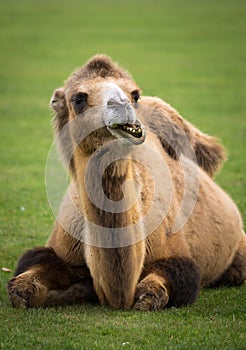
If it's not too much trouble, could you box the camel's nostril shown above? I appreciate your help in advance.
[107,99,118,106]
[107,98,129,107]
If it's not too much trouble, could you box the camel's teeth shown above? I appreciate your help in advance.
[118,124,143,138]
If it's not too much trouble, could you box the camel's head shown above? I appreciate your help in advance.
[50,55,146,156]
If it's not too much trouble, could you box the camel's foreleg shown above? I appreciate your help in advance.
[7,247,96,308]
[133,257,201,311]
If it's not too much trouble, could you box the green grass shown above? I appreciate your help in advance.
[0,0,245,349]
[0,288,245,350]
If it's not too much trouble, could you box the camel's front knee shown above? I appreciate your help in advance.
[133,273,169,311]
[8,269,48,308]
[133,257,201,311]
[7,246,82,308]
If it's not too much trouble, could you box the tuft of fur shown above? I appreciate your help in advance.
[193,135,226,177]
[65,54,133,91]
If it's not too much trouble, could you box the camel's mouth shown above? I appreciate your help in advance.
[107,120,146,145]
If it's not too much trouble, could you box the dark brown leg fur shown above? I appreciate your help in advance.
[7,247,97,308]
[133,257,201,311]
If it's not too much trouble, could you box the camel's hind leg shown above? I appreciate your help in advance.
[7,247,96,308]
[209,234,246,288]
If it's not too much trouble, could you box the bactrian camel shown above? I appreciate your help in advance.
[8,54,246,311]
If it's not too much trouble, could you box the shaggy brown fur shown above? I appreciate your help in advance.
[8,54,246,311]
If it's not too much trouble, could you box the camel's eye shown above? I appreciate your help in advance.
[71,92,88,114]
[131,90,140,103]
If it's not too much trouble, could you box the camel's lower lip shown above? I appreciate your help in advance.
[107,120,146,145]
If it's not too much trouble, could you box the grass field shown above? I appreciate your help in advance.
[0,0,245,349]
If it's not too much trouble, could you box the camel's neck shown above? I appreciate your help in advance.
[73,146,145,309]
[74,146,141,230]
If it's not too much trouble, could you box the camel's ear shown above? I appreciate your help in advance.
[50,88,69,132]
[50,88,76,176]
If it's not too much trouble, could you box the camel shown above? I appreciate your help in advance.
[8,54,246,310]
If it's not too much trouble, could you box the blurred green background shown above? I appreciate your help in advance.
[0,1,245,349]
